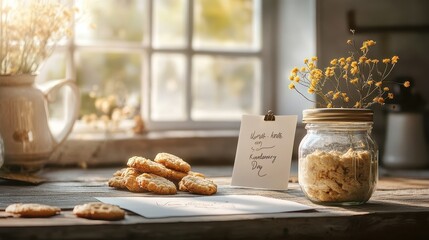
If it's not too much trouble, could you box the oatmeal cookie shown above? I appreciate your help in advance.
[113,168,127,177]
[166,168,188,182]
[73,202,125,221]
[154,152,191,173]
[179,175,217,195]
[5,203,61,218]
[121,167,141,177]
[126,156,186,181]
[124,174,145,193]
[127,156,166,176]
[187,171,206,178]
[108,176,126,189]
[136,173,177,195]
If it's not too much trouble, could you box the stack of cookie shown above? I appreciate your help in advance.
[108,152,217,195]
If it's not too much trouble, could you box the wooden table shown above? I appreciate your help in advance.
[1,166,428,240]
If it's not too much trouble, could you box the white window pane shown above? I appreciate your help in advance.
[151,53,187,121]
[75,0,146,42]
[193,0,261,50]
[153,0,187,48]
[192,55,260,121]
[76,51,141,120]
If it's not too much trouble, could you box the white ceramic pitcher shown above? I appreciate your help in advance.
[0,74,79,172]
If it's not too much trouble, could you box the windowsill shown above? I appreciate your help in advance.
[48,129,241,167]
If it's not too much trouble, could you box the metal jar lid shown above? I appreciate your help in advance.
[302,108,373,123]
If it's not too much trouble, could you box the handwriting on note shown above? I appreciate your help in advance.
[249,130,283,177]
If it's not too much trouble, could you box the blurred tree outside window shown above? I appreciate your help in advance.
[37,0,267,132]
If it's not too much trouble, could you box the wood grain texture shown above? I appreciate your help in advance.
[1,166,428,240]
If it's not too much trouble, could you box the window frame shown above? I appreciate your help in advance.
[55,0,277,132]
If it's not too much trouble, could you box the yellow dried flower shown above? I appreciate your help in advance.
[332,92,340,100]
[366,40,376,46]
[404,81,411,87]
[350,78,358,84]
[359,56,367,63]
[350,67,359,75]
[291,67,299,74]
[354,101,361,108]
[288,83,295,89]
[287,35,402,109]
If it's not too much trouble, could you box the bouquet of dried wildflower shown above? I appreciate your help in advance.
[288,30,410,109]
[0,0,77,75]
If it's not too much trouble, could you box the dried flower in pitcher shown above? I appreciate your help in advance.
[0,0,78,75]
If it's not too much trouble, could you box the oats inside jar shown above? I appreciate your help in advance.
[299,148,377,203]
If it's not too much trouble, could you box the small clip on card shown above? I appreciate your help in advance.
[264,110,275,121]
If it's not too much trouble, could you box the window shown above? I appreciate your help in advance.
[38,0,275,132]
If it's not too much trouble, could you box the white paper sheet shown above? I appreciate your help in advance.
[96,195,312,219]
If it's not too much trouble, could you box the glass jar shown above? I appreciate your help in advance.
[298,108,378,205]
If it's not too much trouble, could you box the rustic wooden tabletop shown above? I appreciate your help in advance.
[0,166,428,240]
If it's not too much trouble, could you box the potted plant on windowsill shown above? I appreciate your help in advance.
[288,30,410,205]
[0,1,80,172]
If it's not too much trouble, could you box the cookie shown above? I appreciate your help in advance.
[187,171,206,178]
[113,168,127,177]
[124,174,145,193]
[136,173,177,195]
[73,202,125,221]
[121,167,141,177]
[5,203,61,218]
[179,175,217,195]
[127,156,166,176]
[166,168,188,182]
[154,152,191,173]
[108,176,126,189]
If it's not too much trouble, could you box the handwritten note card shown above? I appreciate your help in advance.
[231,114,297,190]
